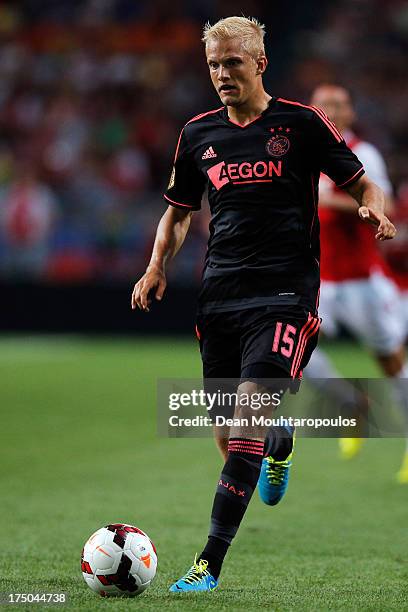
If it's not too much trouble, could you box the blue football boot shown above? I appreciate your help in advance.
[258,428,295,506]
[169,555,218,593]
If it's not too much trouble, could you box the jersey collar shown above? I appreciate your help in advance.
[221,96,276,129]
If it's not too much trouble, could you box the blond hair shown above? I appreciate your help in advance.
[202,16,266,60]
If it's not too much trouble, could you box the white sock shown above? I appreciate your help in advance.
[304,347,364,407]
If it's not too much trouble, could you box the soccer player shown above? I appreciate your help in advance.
[304,85,408,482]
[131,17,396,591]
[383,196,408,335]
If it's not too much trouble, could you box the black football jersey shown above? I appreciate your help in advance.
[164,97,365,314]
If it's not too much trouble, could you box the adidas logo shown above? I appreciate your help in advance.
[202,146,217,159]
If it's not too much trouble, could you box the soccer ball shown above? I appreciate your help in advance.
[81,523,157,597]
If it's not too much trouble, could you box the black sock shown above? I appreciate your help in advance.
[199,438,264,579]
[198,536,229,580]
[263,425,294,460]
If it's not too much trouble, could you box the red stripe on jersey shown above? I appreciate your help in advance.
[186,106,224,126]
[311,105,343,142]
[232,179,273,185]
[173,128,185,163]
[277,98,343,143]
[163,194,196,208]
[336,167,364,188]
[173,107,224,162]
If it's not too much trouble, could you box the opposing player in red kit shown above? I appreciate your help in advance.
[131,18,396,590]
[304,85,408,482]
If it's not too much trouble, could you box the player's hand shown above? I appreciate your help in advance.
[358,207,396,241]
[131,264,167,312]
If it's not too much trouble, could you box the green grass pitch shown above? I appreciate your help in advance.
[1,336,407,610]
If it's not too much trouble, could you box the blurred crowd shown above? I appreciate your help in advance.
[0,0,407,287]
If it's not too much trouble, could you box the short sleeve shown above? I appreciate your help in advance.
[164,128,206,211]
[353,142,392,195]
[311,109,365,189]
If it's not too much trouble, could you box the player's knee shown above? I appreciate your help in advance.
[231,380,280,438]
[236,380,275,415]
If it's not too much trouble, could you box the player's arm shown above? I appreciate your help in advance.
[345,175,396,240]
[131,206,192,312]
[319,187,394,216]
[132,124,205,312]
[319,142,395,215]
[312,111,395,240]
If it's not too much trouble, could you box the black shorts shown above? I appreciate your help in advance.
[196,303,321,382]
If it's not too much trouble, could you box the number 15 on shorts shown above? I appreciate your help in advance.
[272,322,297,357]
[271,315,321,378]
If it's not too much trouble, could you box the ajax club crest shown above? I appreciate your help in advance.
[266,127,291,158]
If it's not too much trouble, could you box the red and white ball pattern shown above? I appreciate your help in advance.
[81,523,157,597]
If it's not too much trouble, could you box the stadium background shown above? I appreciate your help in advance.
[0,0,406,332]
[1,1,408,609]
